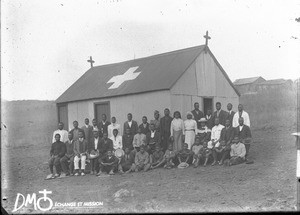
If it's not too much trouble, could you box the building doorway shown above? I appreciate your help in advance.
[57,104,68,130]
[94,102,111,123]
[203,98,213,115]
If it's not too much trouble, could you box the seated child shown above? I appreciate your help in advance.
[163,144,176,169]
[229,136,246,166]
[150,145,164,169]
[176,143,193,168]
[118,147,135,174]
[132,145,151,172]
[74,131,88,176]
[98,150,119,175]
[191,137,203,168]
[199,141,212,166]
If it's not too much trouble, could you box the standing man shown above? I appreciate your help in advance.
[139,116,150,135]
[234,117,252,161]
[191,102,204,129]
[52,122,68,144]
[70,121,84,141]
[160,108,173,152]
[213,102,228,126]
[107,116,121,139]
[226,103,235,126]
[123,113,138,135]
[92,119,98,130]
[205,109,214,130]
[232,104,250,128]
[150,110,160,132]
[98,114,111,138]
[81,118,93,145]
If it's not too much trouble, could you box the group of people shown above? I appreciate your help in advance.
[46,102,252,180]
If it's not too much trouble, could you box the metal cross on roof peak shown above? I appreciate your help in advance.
[87,56,95,68]
[203,31,211,46]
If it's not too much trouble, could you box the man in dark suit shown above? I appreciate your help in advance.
[146,123,161,154]
[234,117,252,160]
[123,113,138,136]
[213,102,228,127]
[81,118,93,146]
[70,121,85,141]
[88,129,101,175]
[160,108,173,152]
[191,102,204,129]
[139,116,150,135]
[98,114,111,138]
[205,109,214,130]
[226,103,235,126]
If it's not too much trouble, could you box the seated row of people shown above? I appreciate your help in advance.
[47,125,248,179]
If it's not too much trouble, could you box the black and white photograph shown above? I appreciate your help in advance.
[1,0,300,213]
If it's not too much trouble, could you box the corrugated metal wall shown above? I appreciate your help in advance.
[67,90,171,134]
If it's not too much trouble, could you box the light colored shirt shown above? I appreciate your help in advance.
[239,125,244,131]
[110,135,123,150]
[52,129,68,143]
[132,133,147,147]
[94,138,99,150]
[211,124,225,141]
[150,130,156,138]
[135,151,150,165]
[230,142,246,159]
[232,111,250,128]
[197,126,211,134]
[192,145,203,155]
[183,119,198,135]
[107,123,121,138]
[170,118,184,136]
[128,121,132,128]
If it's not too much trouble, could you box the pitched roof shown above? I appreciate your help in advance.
[233,76,265,85]
[256,79,289,85]
[56,45,239,103]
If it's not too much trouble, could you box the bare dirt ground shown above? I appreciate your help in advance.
[1,88,299,213]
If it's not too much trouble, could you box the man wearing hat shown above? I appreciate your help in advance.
[197,118,211,143]
[191,102,204,129]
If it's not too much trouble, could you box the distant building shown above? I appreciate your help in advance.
[56,45,240,131]
[233,76,266,94]
[255,79,293,91]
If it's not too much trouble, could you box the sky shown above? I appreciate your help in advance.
[1,0,300,101]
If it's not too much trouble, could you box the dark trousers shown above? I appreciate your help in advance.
[49,156,61,174]
[230,156,245,165]
[213,148,230,162]
[245,144,250,158]
[60,155,74,174]
[161,134,170,152]
[99,163,117,173]
[90,158,99,172]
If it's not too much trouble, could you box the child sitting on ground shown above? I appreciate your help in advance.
[163,144,176,169]
[150,145,164,169]
[118,147,135,174]
[98,150,118,175]
[176,143,193,168]
[199,141,212,166]
[191,137,203,168]
[212,140,227,166]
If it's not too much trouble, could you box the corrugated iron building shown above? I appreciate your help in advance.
[56,45,240,131]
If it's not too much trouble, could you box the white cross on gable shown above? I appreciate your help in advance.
[107,66,141,89]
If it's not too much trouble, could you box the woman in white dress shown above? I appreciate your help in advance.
[183,112,198,149]
[170,111,184,152]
